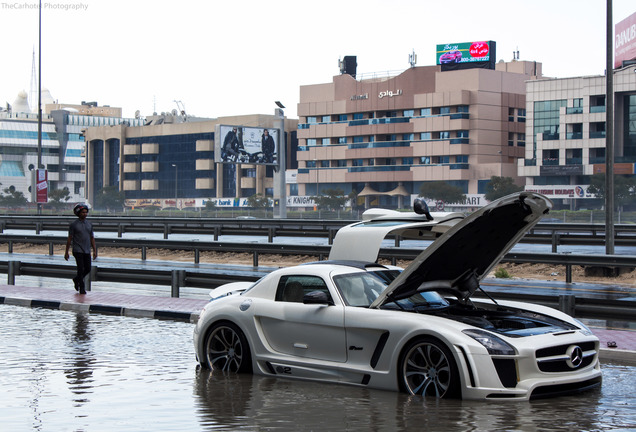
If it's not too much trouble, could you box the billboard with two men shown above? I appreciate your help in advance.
[215,125,279,165]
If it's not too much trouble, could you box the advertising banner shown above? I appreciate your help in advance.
[36,169,48,203]
[524,185,594,199]
[436,41,493,65]
[215,125,279,165]
[615,12,636,68]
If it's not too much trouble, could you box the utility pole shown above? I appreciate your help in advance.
[605,0,615,254]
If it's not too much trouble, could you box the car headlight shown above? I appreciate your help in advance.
[462,329,516,355]
[573,319,594,336]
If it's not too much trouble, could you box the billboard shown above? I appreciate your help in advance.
[615,11,636,68]
[215,125,279,165]
[436,41,493,65]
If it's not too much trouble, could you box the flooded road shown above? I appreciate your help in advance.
[1,304,634,431]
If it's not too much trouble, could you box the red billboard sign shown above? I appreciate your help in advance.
[615,11,636,68]
[36,169,48,203]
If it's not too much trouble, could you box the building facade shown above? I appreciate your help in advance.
[83,113,297,209]
[0,100,140,205]
[295,60,542,210]
[519,65,636,208]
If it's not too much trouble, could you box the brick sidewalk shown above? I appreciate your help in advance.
[1,283,634,362]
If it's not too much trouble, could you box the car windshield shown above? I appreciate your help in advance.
[381,291,450,311]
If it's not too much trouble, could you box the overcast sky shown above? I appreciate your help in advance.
[1,0,634,119]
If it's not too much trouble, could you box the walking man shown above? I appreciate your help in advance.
[64,204,97,294]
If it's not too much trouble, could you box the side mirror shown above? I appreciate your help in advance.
[413,198,434,220]
[303,290,333,305]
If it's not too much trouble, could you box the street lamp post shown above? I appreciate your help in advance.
[171,164,178,209]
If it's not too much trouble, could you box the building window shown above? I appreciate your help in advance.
[456,155,468,163]
[457,105,469,113]
[590,122,606,139]
[403,157,413,165]
[353,113,364,120]
[518,133,526,147]
[457,130,469,138]
[322,138,330,145]
[567,123,583,140]
[336,160,347,167]
[403,109,415,117]
[566,149,582,165]
[420,156,431,164]
[322,115,330,122]
[420,132,431,140]
[307,116,318,124]
[439,131,450,139]
[353,136,364,143]
[439,107,450,115]
[509,108,515,122]
[542,149,559,166]
[307,138,317,146]
[352,159,363,167]
[421,108,431,116]
[508,132,515,146]
[338,137,347,144]
[402,133,414,141]
[338,114,348,121]
[517,108,526,122]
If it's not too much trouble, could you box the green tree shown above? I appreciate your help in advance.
[313,188,347,211]
[93,185,125,212]
[419,181,465,204]
[247,194,271,208]
[204,198,217,210]
[484,176,524,201]
[0,185,28,208]
[587,174,636,209]
[48,187,72,209]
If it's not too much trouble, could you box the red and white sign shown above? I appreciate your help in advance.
[36,169,48,203]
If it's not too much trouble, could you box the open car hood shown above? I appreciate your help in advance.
[329,210,465,262]
[369,192,553,308]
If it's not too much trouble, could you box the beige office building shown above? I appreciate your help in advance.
[296,60,542,209]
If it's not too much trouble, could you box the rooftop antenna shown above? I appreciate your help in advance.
[29,46,37,111]
[513,47,520,60]
[408,49,417,68]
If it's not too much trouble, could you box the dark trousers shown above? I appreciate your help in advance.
[73,252,91,292]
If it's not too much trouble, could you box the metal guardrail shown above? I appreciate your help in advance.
[1,216,636,247]
[1,255,634,321]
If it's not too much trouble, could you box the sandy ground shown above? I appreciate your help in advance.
[6,243,636,287]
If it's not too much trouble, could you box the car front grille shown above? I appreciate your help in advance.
[535,341,597,373]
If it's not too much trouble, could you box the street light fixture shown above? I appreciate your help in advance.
[171,163,178,209]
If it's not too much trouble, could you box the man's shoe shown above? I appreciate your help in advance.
[73,278,79,292]
[79,288,87,295]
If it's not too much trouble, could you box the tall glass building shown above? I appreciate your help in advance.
[519,65,636,209]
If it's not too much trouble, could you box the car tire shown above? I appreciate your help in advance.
[204,322,252,373]
[398,337,460,398]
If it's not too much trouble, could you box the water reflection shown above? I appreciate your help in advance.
[64,313,95,407]
[1,304,634,432]
[194,367,634,432]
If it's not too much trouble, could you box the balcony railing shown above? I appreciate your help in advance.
[542,158,560,166]
[566,132,583,140]
[589,131,606,139]
[590,106,606,113]
[566,107,583,114]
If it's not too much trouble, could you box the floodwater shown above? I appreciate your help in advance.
[1,304,635,432]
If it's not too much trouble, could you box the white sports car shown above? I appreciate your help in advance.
[193,192,602,400]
